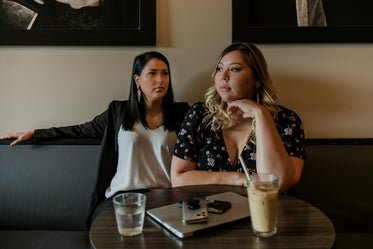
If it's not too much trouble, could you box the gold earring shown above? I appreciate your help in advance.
[137,85,141,103]
[256,90,260,104]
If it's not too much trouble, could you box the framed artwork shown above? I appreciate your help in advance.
[232,0,373,43]
[0,0,156,46]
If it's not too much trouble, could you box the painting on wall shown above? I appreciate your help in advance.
[232,0,373,43]
[0,0,156,45]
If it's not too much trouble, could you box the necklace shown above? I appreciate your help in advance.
[146,114,163,129]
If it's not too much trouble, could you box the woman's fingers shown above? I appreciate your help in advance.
[0,133,18,140]
[227,99,256,118]
[0,131,35,147]
[10,138,22,147]
[227,105,240,115]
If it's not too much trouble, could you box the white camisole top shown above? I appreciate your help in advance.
[105,122,177,198]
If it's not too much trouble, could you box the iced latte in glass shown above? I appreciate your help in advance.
[247,173,279,237]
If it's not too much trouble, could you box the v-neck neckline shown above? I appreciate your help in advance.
[219,130,247,168]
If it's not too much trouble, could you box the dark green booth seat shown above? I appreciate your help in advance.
[295,138,373,249]
[0,139,101,249]
[1,138,372,249]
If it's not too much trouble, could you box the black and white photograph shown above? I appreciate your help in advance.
[233,0,373,43]
[0,0,156,45]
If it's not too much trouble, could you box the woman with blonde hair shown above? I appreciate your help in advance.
[171,42,306,193]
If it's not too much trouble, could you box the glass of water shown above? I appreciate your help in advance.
[112,193,146,236]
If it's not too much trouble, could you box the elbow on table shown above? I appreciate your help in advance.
[278,156,304,192]
[278,167,303,193]
[171,165,197,187]
[171,172,183,187]
[170,156,191,187]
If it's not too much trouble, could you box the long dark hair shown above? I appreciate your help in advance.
[121,51,176,131]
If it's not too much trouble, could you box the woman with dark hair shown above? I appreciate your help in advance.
[171,43,306,193]
[1,51,189,226]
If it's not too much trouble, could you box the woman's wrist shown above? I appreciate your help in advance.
[252,104,271,121]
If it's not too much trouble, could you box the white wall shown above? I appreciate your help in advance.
[1,0,372,138]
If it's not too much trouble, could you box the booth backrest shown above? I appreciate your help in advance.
[1,138,372,234]
[0,140,100,230]
[295,139,373,233]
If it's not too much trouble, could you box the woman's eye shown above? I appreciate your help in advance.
[231,68,241,72]
[216,67,223,72]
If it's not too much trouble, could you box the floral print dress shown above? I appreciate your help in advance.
[173,102,306,174]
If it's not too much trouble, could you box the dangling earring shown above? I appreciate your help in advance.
[137,85,141,103]
[256,89,260,104]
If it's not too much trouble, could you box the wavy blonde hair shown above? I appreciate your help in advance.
[203,42,279,144]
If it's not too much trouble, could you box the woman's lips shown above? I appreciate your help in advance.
[154,87,165,92]
[219,86,230,92]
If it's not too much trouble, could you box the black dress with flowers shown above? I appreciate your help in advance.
[173,102,306,174]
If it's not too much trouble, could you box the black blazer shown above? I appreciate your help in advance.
[34,100,190,227]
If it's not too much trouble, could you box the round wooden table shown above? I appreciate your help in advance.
[90,185,335,249]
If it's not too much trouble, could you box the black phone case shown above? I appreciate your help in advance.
[207,200,231,214]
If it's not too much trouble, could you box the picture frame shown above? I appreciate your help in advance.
[0,0,156,46]
[232,0,373,43]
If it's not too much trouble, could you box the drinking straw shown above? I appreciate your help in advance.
[239,155,252,183]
